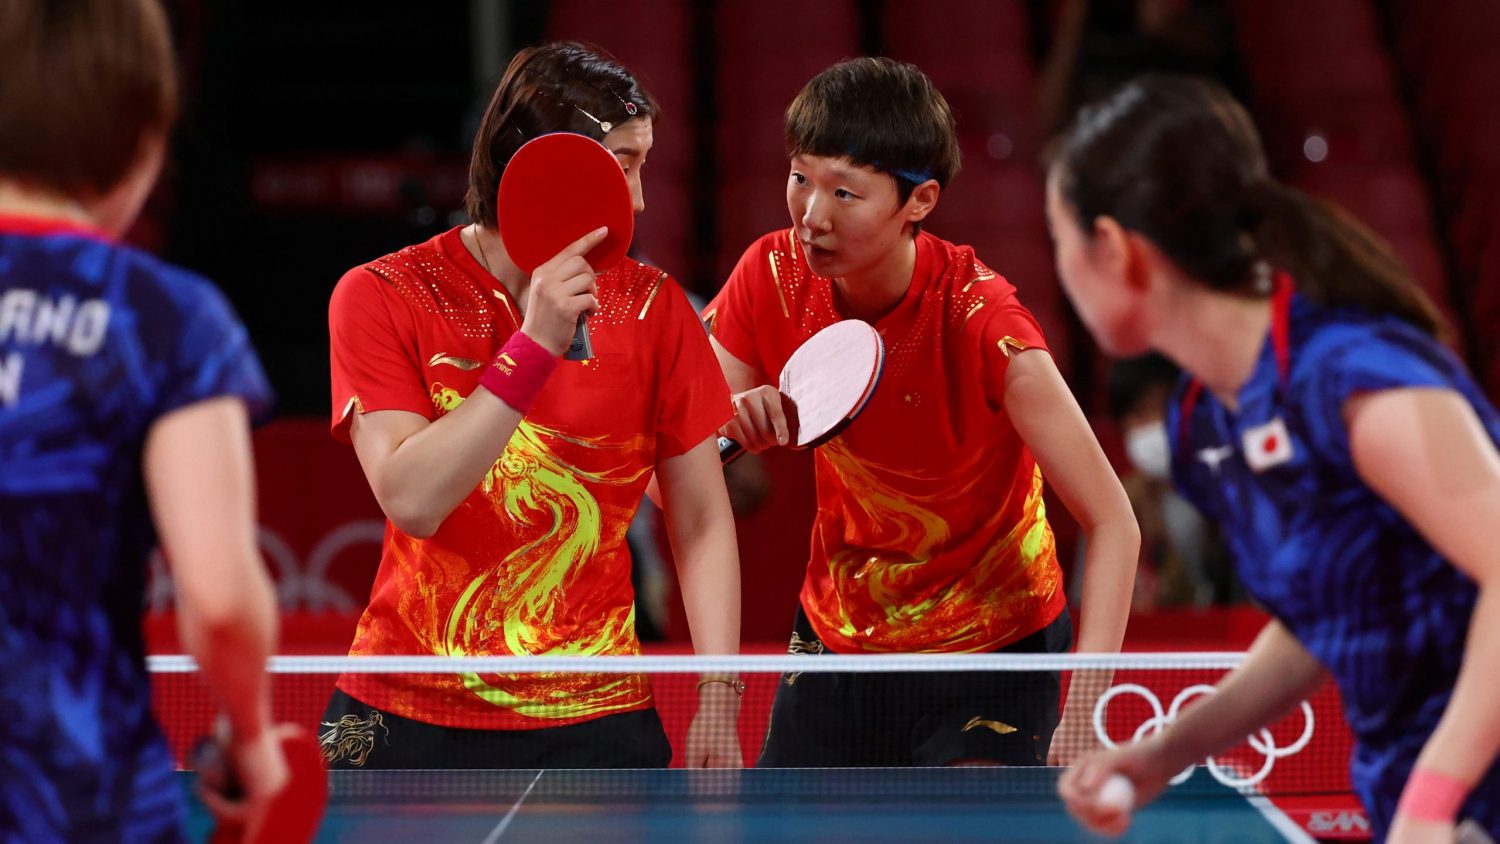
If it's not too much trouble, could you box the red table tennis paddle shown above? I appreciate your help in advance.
[497,132,635,361]
[719,319,885,463]
[196,727,327,844]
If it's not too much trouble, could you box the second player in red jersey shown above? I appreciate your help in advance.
[707,58,1138,768]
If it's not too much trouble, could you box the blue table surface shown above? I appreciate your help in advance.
[182,766,1315,843]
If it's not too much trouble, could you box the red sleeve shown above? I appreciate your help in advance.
[327,267,435,443]
[655,281,734,458]
[702,236,773,380]
[978,292,1052,410]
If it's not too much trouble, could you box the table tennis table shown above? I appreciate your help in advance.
[182,766,1316,843]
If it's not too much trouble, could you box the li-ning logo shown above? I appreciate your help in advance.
[495,352,519,375]
[1093,684,1314,789]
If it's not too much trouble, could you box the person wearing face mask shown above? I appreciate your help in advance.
[1108,354,1230,609]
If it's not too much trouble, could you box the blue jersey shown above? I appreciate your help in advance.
[0,216,272,843]
[1168,287,1500,839]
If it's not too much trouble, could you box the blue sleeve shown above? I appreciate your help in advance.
[1165,377,1222,521]
[155,274,275,424]
[1296,323,1458,469]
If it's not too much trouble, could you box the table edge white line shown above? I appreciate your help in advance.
[1244,794,1317,844]
[481,769,543,844]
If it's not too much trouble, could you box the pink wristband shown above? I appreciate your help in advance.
[478,331,558,414]
[1396,768,1469,823]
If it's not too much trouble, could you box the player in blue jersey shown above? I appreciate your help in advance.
[1050,75,1500,843]
[0,1,287,841]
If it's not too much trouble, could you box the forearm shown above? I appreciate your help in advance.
[361,391,524,537]
[176,545,278,740]
[1063,516,1139,721]
[669,511,741,656]
[659,441,742,656]
[1156,620,1327,770]
[1074,516,1139,654]
[144,398,279,741]
[1412,584,1500,785]
[1001,349,1137,655]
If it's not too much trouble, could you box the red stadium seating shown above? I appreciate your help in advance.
[1233,0,1461,365]
[883,0,1038,162]
[1259,96,1415,173]
[883,0,1029,59]
[713,0,859,280]
[548,0,698,280]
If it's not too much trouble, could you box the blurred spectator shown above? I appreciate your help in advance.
[1106,354,1235,609]
[1038,0,1248,136]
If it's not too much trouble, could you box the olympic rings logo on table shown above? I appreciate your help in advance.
[1092,683,1315,790]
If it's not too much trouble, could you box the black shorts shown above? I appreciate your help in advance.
[757,606,1073,768]
[318,689,672,769]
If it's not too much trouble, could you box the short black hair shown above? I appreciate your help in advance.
[785,58,960,233]
[0,0,177,198]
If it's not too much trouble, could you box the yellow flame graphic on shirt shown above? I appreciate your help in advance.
[815,440,1055,651]
[428,384,652,719]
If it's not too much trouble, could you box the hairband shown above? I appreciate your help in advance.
[845,148,933,184]
[890,166,934,184]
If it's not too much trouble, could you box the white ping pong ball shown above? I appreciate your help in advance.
[1096,774,1135,813]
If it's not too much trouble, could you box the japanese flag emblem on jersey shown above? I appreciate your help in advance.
[1242,417,1294,472]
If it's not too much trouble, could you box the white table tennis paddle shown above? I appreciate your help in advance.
[719,319,884,463]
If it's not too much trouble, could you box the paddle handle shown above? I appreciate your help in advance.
[564,315,594,361]
[718,436,745,464]
[192,736,243,801]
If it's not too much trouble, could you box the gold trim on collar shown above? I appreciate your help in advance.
[638,271,668,320]
[769,251,791,319]
[491,289,519,325]
[962,267,997,294]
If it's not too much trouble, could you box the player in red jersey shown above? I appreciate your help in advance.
[705,58,1139,767]
[322,42,742,769]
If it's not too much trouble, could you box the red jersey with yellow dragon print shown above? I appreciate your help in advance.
[705,229,1064,654]
[328,226,731,729]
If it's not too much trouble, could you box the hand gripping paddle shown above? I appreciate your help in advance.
[719,319,885,463]
[497,132,635,361]
[196,727,328,844]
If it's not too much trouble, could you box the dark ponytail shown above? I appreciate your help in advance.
[1246,181,1445,338]
[1053,74,1448,340]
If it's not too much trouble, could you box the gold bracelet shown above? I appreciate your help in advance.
[696,677,746,696]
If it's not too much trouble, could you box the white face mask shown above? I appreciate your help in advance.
[1125,421,1171,479]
